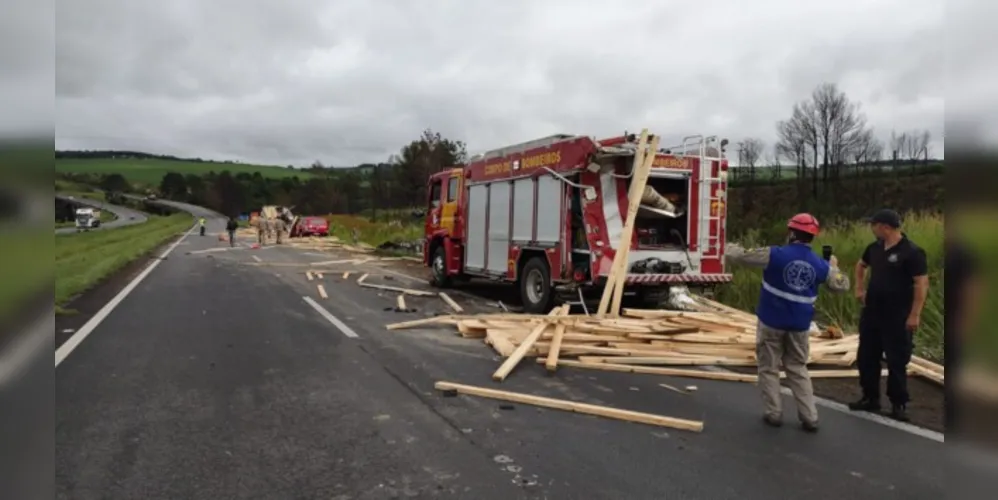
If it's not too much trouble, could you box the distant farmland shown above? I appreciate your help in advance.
[56,158,315,186]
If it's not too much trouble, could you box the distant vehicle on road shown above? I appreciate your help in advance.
[75,207,101,231]
[292,216,329,237]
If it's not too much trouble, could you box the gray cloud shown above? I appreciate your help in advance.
[54,0,955,166]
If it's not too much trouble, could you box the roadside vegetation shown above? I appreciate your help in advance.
[716,212,945,361]
[325,212,422,247]
[55,213,193,311]
[56,157,309,187]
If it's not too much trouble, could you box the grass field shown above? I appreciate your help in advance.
[325,214,423,247]
[55,213,194,309]
[56,158,313,187]
[715,212,946,361]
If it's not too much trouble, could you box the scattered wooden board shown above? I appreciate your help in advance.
[359,281,436,297]
[397,294,407,311]
[493,306,568,381]
[435,381,703,432]
[439,292,464,313]
[316,284,328,299]
[305,271,314,281]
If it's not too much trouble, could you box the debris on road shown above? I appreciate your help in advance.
[434,381,704,432]
[386,294,944,384]
[316,284,328,299]
[438,292,464,313]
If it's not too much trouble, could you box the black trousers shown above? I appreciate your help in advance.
[857,306,913,405]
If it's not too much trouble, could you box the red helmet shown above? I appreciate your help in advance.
[787,213,820,236]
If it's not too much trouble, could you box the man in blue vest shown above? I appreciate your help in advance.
[726,213,851,432]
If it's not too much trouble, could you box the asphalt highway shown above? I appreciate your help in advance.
[54,193,149,235]
[54,214,956,500]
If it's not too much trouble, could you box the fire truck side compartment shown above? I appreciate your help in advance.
[466,184,488,270]
[487,182,511,273]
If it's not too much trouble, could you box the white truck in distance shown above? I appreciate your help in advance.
[75,207,102,231]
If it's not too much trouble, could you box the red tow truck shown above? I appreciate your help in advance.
[423,132,733,313]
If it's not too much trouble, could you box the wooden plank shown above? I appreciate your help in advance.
[910,355,944,374]
[385,315,453,330]
[485,330,517,357]
[551,359,758,383]
[607,134,660,317]
[597,129,649,316]
[342,272,351,279]
[492,306,567,381]
[357,273,369,284]
[809,369,882,379]
[316,284,328,299]
[435,381,703,432]
[544,320,568,372]
[907,363,944,385]
[358,282,436,297]
[578,356,757,367]
[439,292,464,313]
[396,294,407,311]
[456,322,486,338]
[305,271,314,281]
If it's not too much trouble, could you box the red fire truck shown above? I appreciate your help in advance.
[423,132,733,313]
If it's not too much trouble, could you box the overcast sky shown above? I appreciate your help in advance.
[54,0,953,167]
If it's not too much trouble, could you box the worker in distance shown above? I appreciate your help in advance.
[726,213,850,432]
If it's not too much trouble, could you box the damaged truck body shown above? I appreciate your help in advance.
[423,132,733,313]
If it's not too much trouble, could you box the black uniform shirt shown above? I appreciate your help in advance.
[861,234,927,312]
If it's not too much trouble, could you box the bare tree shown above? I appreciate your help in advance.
[770,143,783,181]
[737,138,765,182]
[775,102,818,194]
[809,83,868,181]
[889,129,907,163]
[850,128,884,166]
[902,129,931,162]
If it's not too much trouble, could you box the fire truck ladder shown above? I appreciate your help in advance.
[662,135,726,255]
[474,134,576,161]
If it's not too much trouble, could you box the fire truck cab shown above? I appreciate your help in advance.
[423,132,733,313]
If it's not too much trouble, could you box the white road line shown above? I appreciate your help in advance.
[701,365,944,442]
[783,386,945,442]
[55,224,197,367]
[303,296,360,338]
[251,255,262,262]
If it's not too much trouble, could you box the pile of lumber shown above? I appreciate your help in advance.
[387,294,945,386]
[287,235,380,254]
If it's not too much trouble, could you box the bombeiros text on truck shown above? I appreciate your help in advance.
[422,132,733,313]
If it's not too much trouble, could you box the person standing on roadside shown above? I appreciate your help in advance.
[273,217,287,244]
[726,213,851,433]
[225,216,239,248]
[849,209,929,422]
[198,216,206,236]
[257,217,268,245]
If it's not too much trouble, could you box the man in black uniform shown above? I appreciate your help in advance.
[849,209,930,422]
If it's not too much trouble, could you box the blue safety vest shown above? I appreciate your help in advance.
[756,243,830,332]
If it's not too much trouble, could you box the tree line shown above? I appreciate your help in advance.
[57,82,941,230]
[57,129,467,220]
[732,82,940,190]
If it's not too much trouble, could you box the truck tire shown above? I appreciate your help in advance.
[519,256,553,314]
[429,246,452,288]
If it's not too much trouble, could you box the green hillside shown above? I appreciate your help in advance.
[56,157,314,186]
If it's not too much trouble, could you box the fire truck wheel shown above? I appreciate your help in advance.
[430,246,452,288]
[520,256,553,314]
